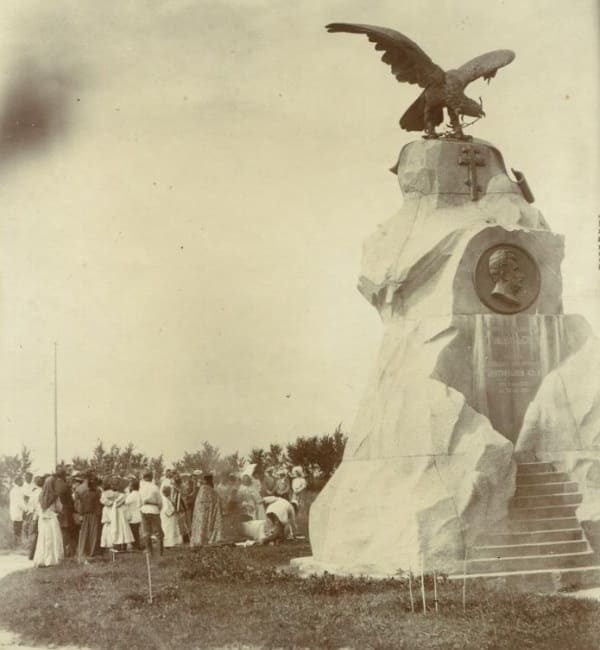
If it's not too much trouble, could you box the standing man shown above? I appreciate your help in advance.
[8,477,25,549]
[139,470,164,556]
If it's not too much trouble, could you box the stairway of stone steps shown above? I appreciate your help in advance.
[457,461,600,584]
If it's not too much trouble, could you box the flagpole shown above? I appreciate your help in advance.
[54,342,58,468]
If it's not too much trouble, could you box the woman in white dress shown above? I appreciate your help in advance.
[100,479,117,550]
[237,473,264,520]
[33,474,65,568]
[110,479,134,550]
[290,466,308,527]
[160,486,182,548]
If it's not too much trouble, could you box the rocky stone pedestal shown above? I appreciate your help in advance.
[292,138,600,579]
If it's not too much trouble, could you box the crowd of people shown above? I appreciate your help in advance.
[7,463,310,568]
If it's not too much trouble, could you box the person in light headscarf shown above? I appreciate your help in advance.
[110,478,134,551]
[238,465,265,521]
[160,485,182,548]
[259,496,297,545]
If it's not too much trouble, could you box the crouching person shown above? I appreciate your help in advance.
[139,470,164,556]
[260,496,297,545]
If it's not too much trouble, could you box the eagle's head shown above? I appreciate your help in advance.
[460,97,485,118]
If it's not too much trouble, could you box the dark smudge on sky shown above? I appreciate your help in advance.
[0,57,79,167]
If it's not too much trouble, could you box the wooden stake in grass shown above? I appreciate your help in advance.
[420,553,427,614]
[462,546,468,613]
[408,567,415,613]
[145,550,154,605]
[433,568,438,613]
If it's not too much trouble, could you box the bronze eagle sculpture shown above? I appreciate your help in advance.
[326,23,515,139]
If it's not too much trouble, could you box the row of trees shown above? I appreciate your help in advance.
[0,425,348,500]
[71,442,166,481]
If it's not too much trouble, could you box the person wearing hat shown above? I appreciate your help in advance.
[71,474,84,535]
[76,475,102,564]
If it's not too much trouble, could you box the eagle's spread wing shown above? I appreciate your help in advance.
[453,50,515,87]
[325,23,445,88]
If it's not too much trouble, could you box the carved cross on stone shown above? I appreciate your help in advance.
[458,146,486,201]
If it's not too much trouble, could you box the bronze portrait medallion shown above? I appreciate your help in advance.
[474,244,540,314]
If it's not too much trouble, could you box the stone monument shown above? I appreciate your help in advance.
[292,136,600,581]
[292,24,600,584]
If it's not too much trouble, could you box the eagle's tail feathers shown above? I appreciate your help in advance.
[400,92,443,131]
[400,93,426,131]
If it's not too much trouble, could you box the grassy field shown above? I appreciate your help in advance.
[0,541,599,650]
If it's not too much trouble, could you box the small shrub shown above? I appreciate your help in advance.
[0,506,13,550]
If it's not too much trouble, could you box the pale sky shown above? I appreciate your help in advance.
[0,0,598,472]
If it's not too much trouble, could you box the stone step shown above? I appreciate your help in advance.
[450,564,600,586]
[481,528,584,546]
[515,482,578,497]
[507,516,580,532]
[471,539,589,560]
[517,472,569,485]
[467,550,596,574]
[511,492,583,509]
[517,462,556,474]
[510,504,578,520]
